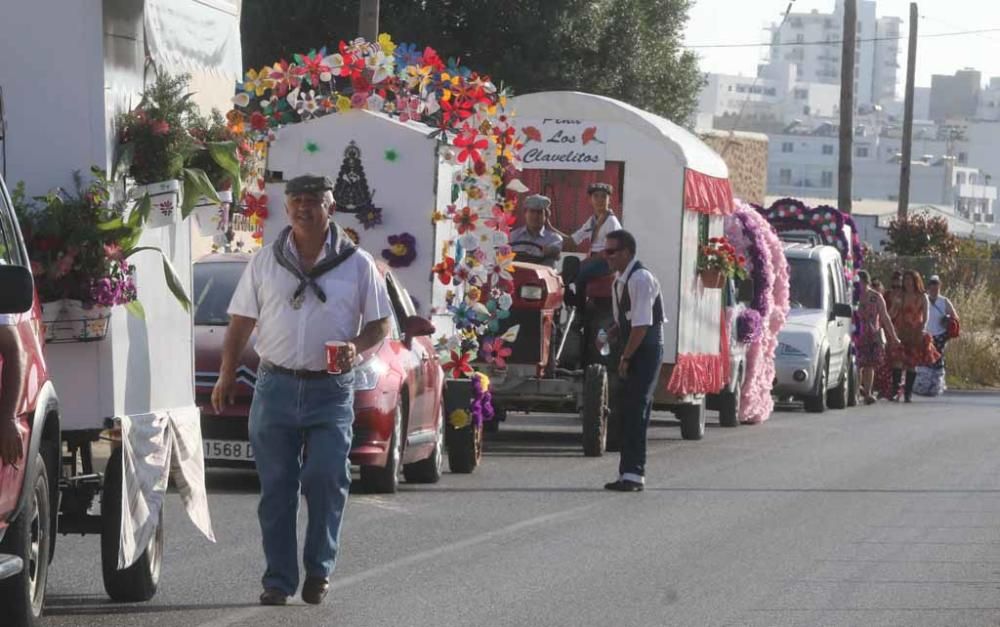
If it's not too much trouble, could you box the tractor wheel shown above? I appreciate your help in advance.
[581,364,609,457]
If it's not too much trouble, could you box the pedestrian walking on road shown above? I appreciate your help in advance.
[888,270,940,403]
[855,270,899,405]
[604,230,664,492]
[212,174,391,606]
[915,274,959,396]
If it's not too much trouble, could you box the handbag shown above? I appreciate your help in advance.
[946,315,961,339]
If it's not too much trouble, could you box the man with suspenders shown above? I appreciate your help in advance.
[603,230,664,492]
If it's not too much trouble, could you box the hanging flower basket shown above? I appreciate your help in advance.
[43,299,112,343]
[40,300,63,325]
[699,268,725,289]
[138,179,182,228]
[193,189,232,236]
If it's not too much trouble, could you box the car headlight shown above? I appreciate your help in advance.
[352,356,388,391]
[778,342,807,357]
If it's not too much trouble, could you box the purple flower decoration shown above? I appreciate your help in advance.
[356,205,383,230]
[736,309,763,344]
[89,261,137,307]
[470,373,494,428]
[381,232,417,268]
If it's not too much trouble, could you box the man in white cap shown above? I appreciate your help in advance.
[925,274,959,372]
[510,194,563,267]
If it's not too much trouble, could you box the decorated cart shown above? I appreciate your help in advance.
[510,92,736,439]
[0,0,235,603]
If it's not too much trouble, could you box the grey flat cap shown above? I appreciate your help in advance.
[286,173,334,194]
[587,182,613,195]
[523,194,551,211]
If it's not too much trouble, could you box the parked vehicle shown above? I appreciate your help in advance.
[0,173,62,627]
[193,253,446,493]
[773,244,856,412]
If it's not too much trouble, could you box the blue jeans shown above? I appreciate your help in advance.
[248,366,355,595]
[617,330,663,480]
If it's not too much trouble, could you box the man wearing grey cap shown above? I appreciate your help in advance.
[510,194,563,267]
[213,173,392,606]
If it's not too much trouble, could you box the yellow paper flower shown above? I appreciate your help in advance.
[431,209,446,222]
[449,409,471,429]
[473,371,490,392]
[244,67,274,97]
[467,286,481,302]
[378,33,396,56]
[336,95,352,112]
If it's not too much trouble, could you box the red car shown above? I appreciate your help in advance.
[193,253,445,493]
[0,173,61,627]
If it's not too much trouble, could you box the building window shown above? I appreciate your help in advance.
[822,144,834,155]
[779,169,792,185]
[855,146,869,158]
[958,152,968,165]
[796,34,805,43]
[821,171,834,188]
[794,88,808,99]
[781,142,794,153]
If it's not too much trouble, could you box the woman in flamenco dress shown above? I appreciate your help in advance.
[888,270,941,402]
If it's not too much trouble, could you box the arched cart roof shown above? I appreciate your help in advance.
[513,91,729,179]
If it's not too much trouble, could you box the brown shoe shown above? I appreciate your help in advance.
[259,588,289,606]
[301,576,329,605]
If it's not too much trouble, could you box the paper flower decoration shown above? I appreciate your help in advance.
[433,256,456,285]
[449,408,471,429]
[356,205,383,230]
[479,337,512,368]
[381,233,417,268]
[304,140,320,153]
[443,350,473,378]
[243,193,269,220]
[453,206,479,234]
[384,148,399,162]
[343,227,360,245]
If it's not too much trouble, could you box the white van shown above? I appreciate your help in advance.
[773,244,857,412]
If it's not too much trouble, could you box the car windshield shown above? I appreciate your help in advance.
[786,257,823,310]
[193,261,245,326]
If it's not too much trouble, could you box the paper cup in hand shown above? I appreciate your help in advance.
[325,341,348,374]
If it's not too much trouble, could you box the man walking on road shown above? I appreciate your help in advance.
[604,230,664,492]
[212,174,391,606]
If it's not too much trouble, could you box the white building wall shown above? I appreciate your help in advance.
[767,134,840,196]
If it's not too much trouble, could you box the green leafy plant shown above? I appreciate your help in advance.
[113,69,220,218]
[885,213,959,259]
[186,109,244,202]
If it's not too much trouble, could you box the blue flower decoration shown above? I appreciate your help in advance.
[394,43,422,68]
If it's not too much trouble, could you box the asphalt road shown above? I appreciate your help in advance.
[42,391,1000,627]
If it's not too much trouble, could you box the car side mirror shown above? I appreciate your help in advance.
[832,303,853,320]
[561,255,581,284]
[0,265,34,314]
[403,315,435,341]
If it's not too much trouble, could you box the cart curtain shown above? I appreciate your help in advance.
[684,169,734,216]
[118,406,215,569]
[667,352,726,396]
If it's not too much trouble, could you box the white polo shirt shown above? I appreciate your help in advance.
[571,212,623,253]
[227,226,392,371]
[612,258,664,328]
[926,295,955,336]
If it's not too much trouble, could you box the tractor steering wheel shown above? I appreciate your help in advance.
[510,240,548,264]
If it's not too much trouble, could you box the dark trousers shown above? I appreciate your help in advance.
[617,335,663,479]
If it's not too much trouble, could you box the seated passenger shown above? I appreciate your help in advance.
[509,194,563,267]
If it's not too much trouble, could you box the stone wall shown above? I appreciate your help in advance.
[700,130,769,205]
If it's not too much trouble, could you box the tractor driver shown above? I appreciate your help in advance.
[509,194,563,267]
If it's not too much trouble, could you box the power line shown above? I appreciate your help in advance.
[685,26,1000,49]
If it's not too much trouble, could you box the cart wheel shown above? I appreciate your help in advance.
[0,452,51,626]
[101,448,162,602]
[676,400,706,441]
[446,421,482,474]
[718,367,743,428]
[581,364,609,457]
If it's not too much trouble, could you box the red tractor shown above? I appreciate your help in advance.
[478,245,616,457]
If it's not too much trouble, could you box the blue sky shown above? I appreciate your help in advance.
[684,0,1000,88]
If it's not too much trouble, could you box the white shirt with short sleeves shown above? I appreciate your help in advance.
[571,212,623,253]
[926,295,955,336]
[227,227,392,371]
[612,258,665,329]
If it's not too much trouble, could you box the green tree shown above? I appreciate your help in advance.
[885,213,959,258]
[240,0,703,123]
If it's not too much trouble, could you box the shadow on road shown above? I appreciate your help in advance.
[44,594,255,616]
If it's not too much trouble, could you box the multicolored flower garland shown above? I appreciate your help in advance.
[224,34,526,378]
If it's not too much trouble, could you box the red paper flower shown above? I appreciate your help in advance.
[443,350,473,378]
[295,51,331,88]
[454,125,489,164]
[243,193,269,220]
[484,204,515,233]
[433,256,456,285]
[268,59,302,97]
[479,337,512,368]
[250,111,269,131]
[453,206,479,234]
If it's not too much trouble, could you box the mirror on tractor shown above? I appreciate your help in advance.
[560,255,581,285]
[403,315,435,345]
[832,303,853,320]
[0,264,34,314]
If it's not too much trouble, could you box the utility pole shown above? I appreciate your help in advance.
[359,0,380,42]
[897,2,919,219]
[838,0,857,213]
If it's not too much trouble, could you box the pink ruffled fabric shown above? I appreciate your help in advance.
[667,352,726,396]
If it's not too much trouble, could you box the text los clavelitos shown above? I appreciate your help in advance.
[522,149,602,165]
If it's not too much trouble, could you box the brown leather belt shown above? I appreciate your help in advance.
[261,361,330,379]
